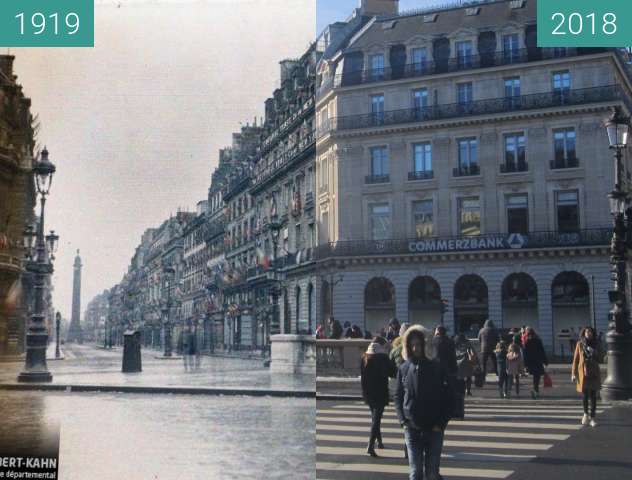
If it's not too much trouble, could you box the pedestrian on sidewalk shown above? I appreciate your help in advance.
[572,326,602,427]
[395,325,453,480]
[523,328,548,399]
[361,336,397,457]
[454,333,477,397]
[494,341,509,398]
[506,336,524,397]
[478,319,499,377]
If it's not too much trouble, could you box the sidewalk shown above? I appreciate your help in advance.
[0,343,314,397]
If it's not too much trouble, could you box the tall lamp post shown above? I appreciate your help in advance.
[18,148,58,383]
[55,311,61,359]
[268,212,282,338]
[602,106,632,401]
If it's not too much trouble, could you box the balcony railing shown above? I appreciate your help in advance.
[313,228,612,259]
[326,48,605,91]
[323,86,629,135]
[453,164,480,177]
[408,170,434,181]
[365,174,390,184]
[550,157,580,169]
[500,160,528,173]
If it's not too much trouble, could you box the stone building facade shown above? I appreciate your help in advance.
[315,0,632,353]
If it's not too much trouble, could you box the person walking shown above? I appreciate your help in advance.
[454,333,477,397]
[494,341,509,398]
[386,318,401,343]
[361,337,397,457]
[394,325,453,480]
[478,319,500,377]
[523,328,548,399]
[506,335,524,397]
[572,327,602,427]
[328,317,343,339]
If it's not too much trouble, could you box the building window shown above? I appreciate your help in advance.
[552,128,578,168]
[367,146,389,183]
[556,191,579,232]
[370,94,385,125]
[455,40,473,69]
[455,138,478,176]
[552,71,571,100]
[410,143,433,180]
[370,203,391,240]
[459,197,481,236]
[506,194,528,234]
[504,77,521,109]
[411,47,428,73]
[502,133,527,172]
[308,223,315,248]
[369,54,385,81]
[413,200,434,237]
[502,34,520,63]
[295,224,302,251]
[457,82,473,111]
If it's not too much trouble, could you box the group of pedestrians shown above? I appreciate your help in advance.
[359,318,604,479]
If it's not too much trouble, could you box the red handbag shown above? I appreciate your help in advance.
[543,372,553,388]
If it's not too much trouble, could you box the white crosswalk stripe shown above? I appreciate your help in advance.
[317,399,611,479]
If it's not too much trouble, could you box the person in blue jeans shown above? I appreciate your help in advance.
[394,325,453,480]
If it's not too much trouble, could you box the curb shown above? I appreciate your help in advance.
[0,383,315,398]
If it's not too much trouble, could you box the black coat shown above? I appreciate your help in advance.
[329,320,343,339]
[523,336,548,376]
[361,353,396,407]
[478,325,500,353]
[432,335,458,375]
[394,358,453,430]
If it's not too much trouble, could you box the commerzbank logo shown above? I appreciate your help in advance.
[507,233,527,249]
[408,233,528,254]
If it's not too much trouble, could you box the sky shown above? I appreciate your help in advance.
[10,0,444,321]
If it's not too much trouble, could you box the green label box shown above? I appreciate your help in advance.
[0,0,94,47]
[538,0,632,47]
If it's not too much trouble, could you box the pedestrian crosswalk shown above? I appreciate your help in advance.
[316,399,610,480]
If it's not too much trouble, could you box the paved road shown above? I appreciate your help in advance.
[316,396,622,480]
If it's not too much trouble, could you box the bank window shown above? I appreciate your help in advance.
[506,194,528,234]
[556,191,580,233]
[459,197,481,236]
[503,133,526,171]
[458,138,478,169]
[413,200,434,238]
[553,128,577,167]
[370,203,391,240]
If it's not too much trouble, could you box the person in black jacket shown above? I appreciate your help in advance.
[523,328,548,399]
[328,317,342,339]
[478,319,500,377]
[361,336,396,457]
[432,326,457,375]
[395,325,453,480]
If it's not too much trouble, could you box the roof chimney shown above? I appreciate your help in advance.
[359,0,399,16]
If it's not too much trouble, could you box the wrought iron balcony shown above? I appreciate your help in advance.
[550,157,580,169]
[324,86,629,135]
[500,160,528,173]
[365,174,390,184]
[313,227,612,260]
[453,164,480,177]
[408,170,434,181]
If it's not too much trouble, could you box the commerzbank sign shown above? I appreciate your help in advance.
[408,233,528,253]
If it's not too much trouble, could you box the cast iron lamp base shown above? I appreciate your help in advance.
[601,330,632,401]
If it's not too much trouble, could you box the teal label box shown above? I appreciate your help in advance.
[538,0,632,47]
[0,0,94,47]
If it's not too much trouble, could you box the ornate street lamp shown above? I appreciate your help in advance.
[267,212,283,340]
[18,148,57,383]
[602,107,632,401]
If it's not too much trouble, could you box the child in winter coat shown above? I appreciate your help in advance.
[494,341,509,398]
[506,340,524,397]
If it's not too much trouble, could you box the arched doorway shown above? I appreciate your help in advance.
[552,271,590,357]
[502,273,538,330]
[364,277,396,335]
[408,276,441,329]
[454,274,488,335]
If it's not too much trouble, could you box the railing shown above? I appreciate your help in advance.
[500,160,528,173]
[313,227,612,259]
[453,164,480,177]
[550,157,580,169]
[252,131,315,193]
[323,86,628,135]
[325,48,605,92]
[408,170,434,181]
[316,339,372,376]
[365,174,390,184]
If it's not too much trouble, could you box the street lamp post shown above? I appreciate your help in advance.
[268,213,282,338]
[55,311,61,359]
[602,106,632,401]
[18,148,58,383]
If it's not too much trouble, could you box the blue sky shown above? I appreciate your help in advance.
[317,0,442,34]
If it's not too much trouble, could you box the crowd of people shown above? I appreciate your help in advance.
[354,318,604,480]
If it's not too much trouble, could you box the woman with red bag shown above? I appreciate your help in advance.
[571,327,602,427]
